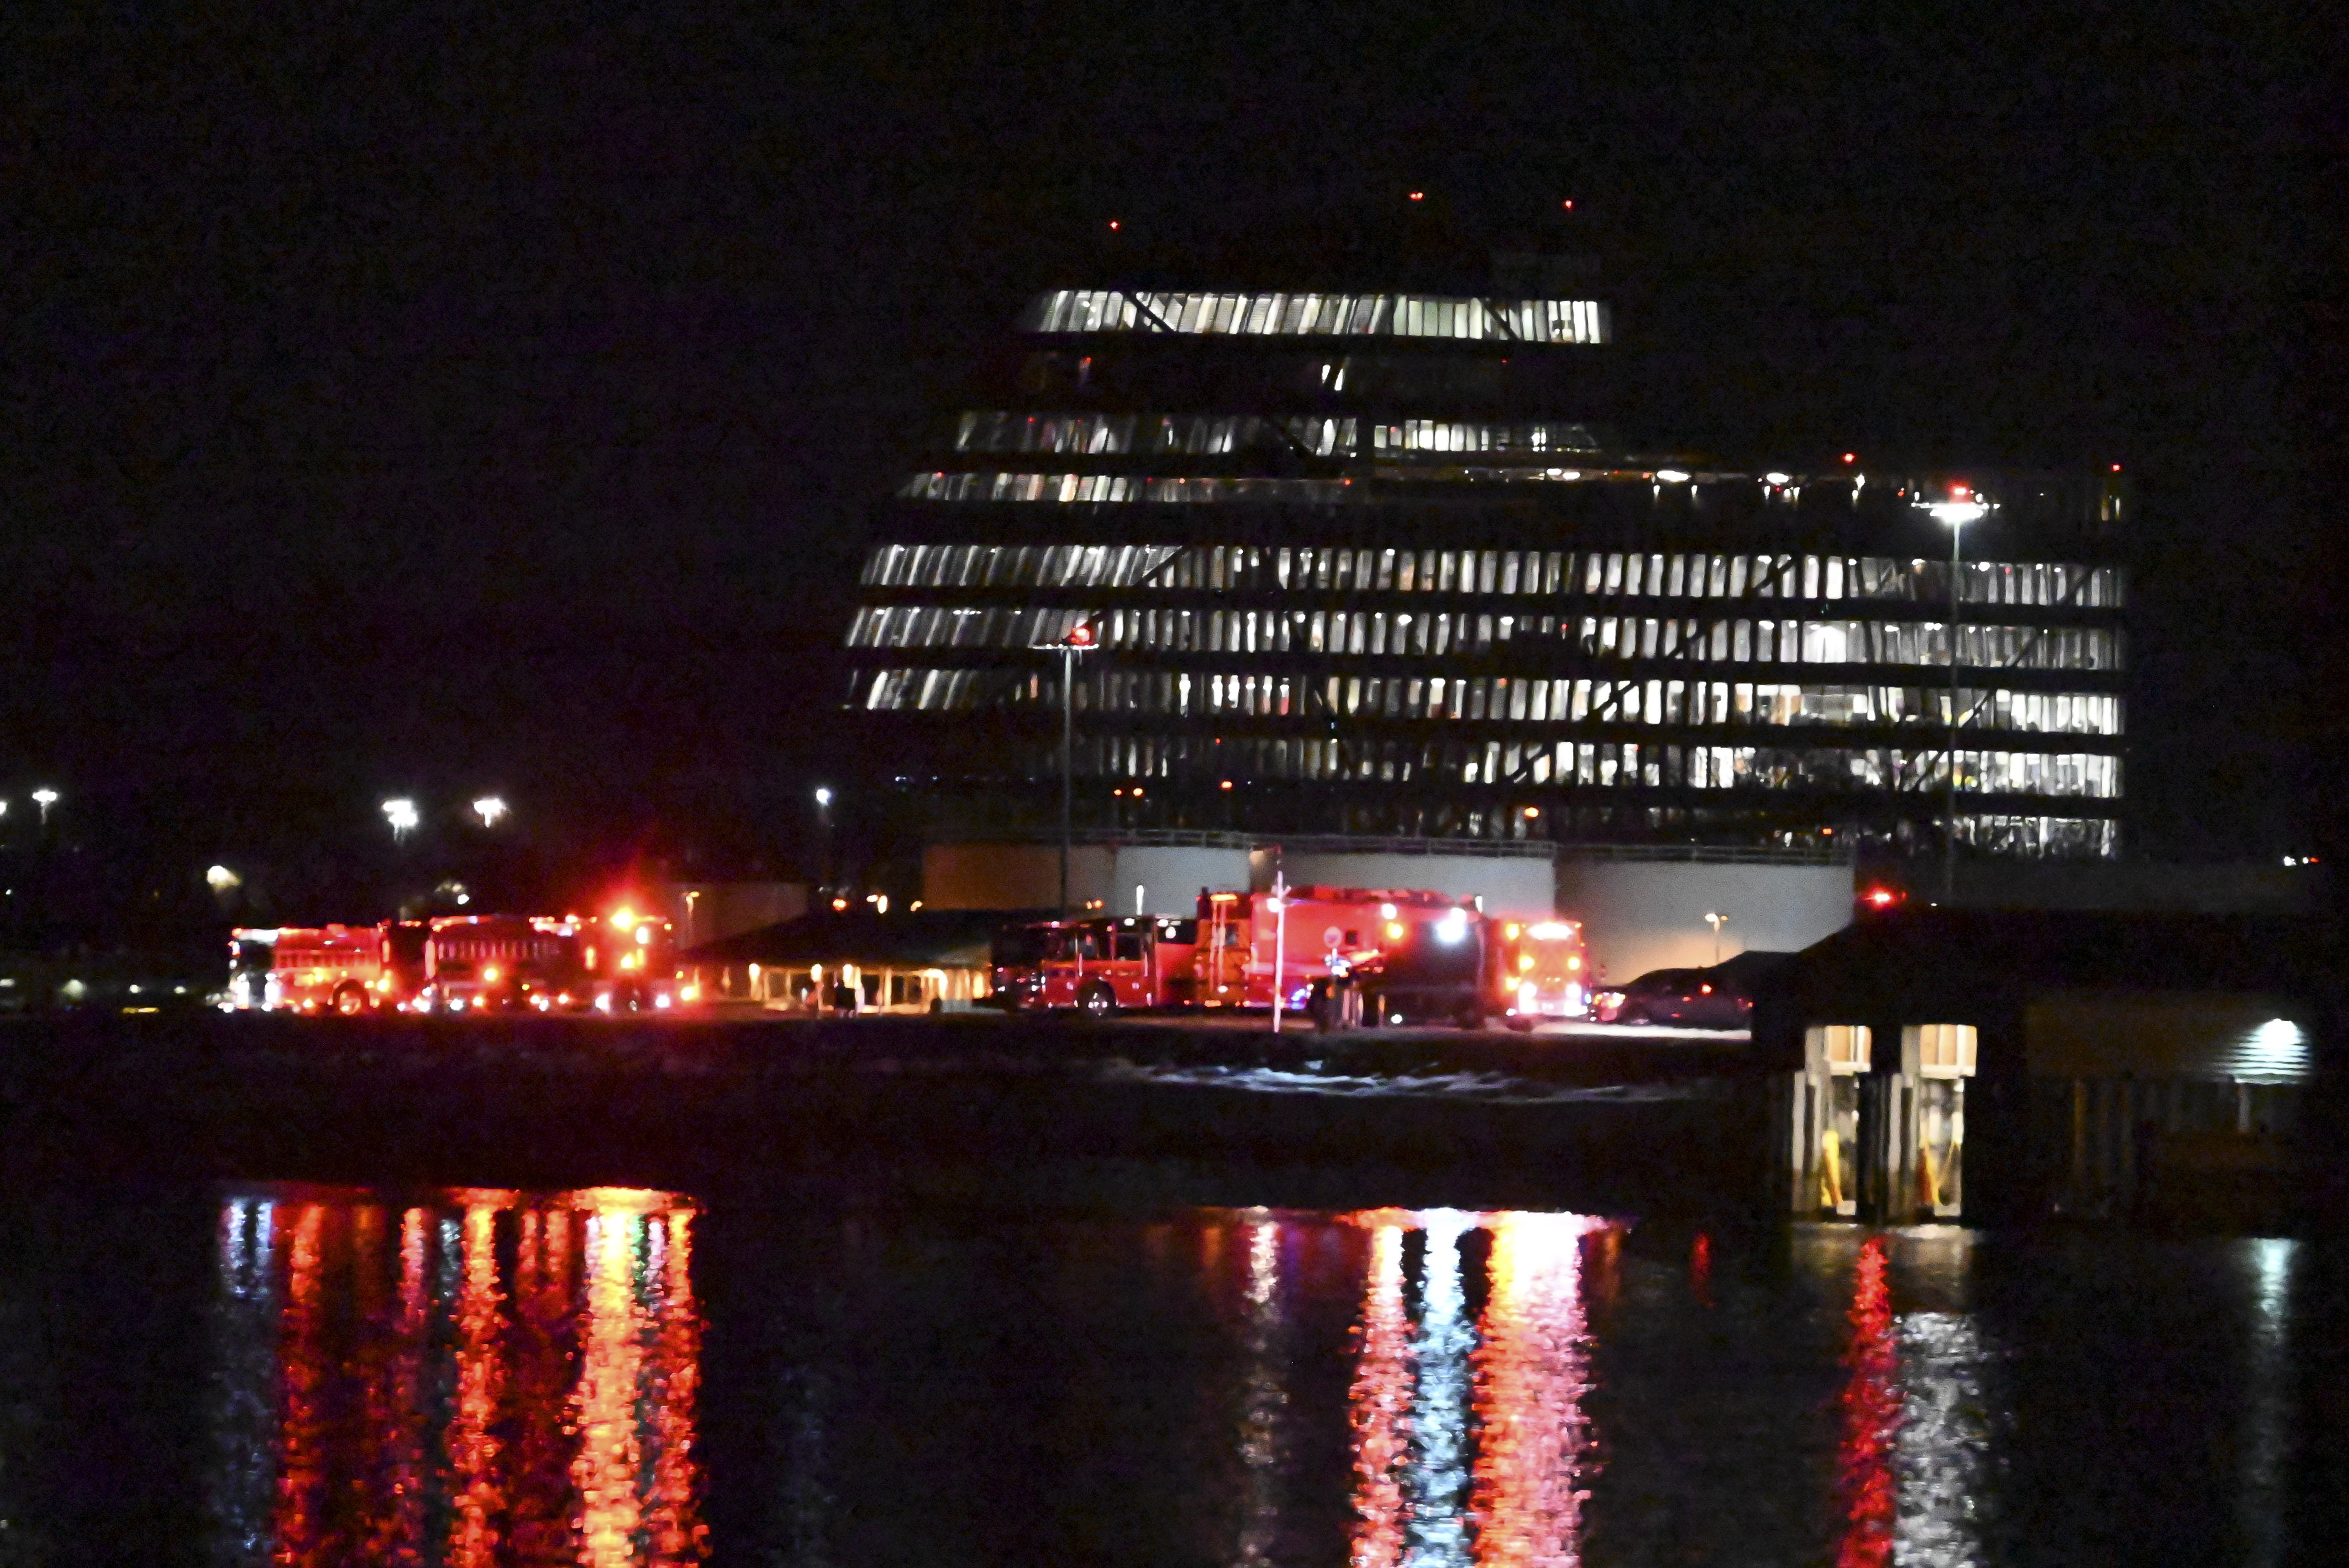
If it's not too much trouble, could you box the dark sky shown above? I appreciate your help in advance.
[5,0,2337,904]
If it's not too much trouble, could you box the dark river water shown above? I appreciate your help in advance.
[3,1184,2342,1565]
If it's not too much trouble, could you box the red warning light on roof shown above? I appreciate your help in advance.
[1107,220,1120,231]
[1863,887,1901,908]
[1841,452,1858,465]
[1561,199,1574,210]
[2110,463,2122,473]
[1066,624,1095,647]
[1408,191,1424,202]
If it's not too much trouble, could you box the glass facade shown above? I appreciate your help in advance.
[846,281,2129,858]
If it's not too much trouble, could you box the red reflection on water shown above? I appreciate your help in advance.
[1690,1233,1713,1307]
[510,1205,579,1564]
[217,1188,704,1566]
[450,1202,508,1566]
[273,1204,330,1567]
[1472,1214,1597,1568]
[1836,1237,1899,1568]
[1347,1224,1410,1568]
[648,1211,705,1565]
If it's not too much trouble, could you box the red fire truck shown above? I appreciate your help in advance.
[410,915,588,1013]
[1490,919,1594,1028]
[1198,886,1492,1028]
[992,915,1199,1016]
[225,925,383,1014]
[578,907,685,1012]
[406,908,685,1014]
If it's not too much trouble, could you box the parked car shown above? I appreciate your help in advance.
[1607,951,1790,1029]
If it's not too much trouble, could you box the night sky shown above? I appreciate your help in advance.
[7,2,2339,931]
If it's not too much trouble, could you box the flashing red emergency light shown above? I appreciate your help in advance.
[1066,624,1095,648]
[1863,886,1901,908]
[1841,451,1857,464]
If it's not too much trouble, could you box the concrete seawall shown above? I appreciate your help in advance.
[0,1013,1778,1217]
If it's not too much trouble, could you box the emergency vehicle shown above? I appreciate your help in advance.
[225,925,384,1014]
[1491,919,1594,1028]
[1198,887,1491,1028]
[577,907,685,1012]
[992,915,1199,1015]
[411,915,586,1013]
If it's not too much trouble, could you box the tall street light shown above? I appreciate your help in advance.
[1703,910,1729,965]
[382,797,419,842]
[30,789,57,827]
[472,796,509,828]
[813,787,835,897]
[1925,487,1988,903]
[1043,621,1098,916]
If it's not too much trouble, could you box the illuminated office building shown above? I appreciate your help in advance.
[844,274,2128,858]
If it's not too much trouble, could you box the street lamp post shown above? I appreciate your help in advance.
[813,787,835,897]
[1268,869,1292,1035]
[1049,624,1097,916]
[30,789,57,828]
[1948,515,1962,902]
[1923,487,1987,905]
[1704,910,1729,965]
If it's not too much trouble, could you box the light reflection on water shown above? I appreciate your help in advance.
[207,1187,703,1567]
[188,1196,2332,1565]
[1342,1209,1604,1568]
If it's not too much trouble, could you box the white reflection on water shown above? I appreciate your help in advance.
[209,1199,278,1563]
[1345,1210,1603,1568]
[1893,1312,1990,1567]
[1406,1211,1477,1568]
[1235,1218,1288,1567]
[2240,1237,2296,1568]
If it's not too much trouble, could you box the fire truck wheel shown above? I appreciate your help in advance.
[1078,981,1117,1019]
[330,982,368,1017]
[1455,1005,1487,1031]
[1507,1015,1535,1033]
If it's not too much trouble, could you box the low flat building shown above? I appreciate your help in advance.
[682,908,1019,1014]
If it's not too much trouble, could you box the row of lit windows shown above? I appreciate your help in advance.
[953,412,1354,457]
[899,472,1351,504]
[1018,289,1611,345]
[861,542,2124,608]
[1370,420,1604,455]
[1018,730,2119,799]
[946,412,1610,460]
[1959,814,2118,858]
[856,664,2120,735]
[846,603,2123,672]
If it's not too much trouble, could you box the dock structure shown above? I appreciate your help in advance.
[1757,909,2331,1228]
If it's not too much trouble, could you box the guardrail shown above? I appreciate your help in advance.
[1032,830,1848,864]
